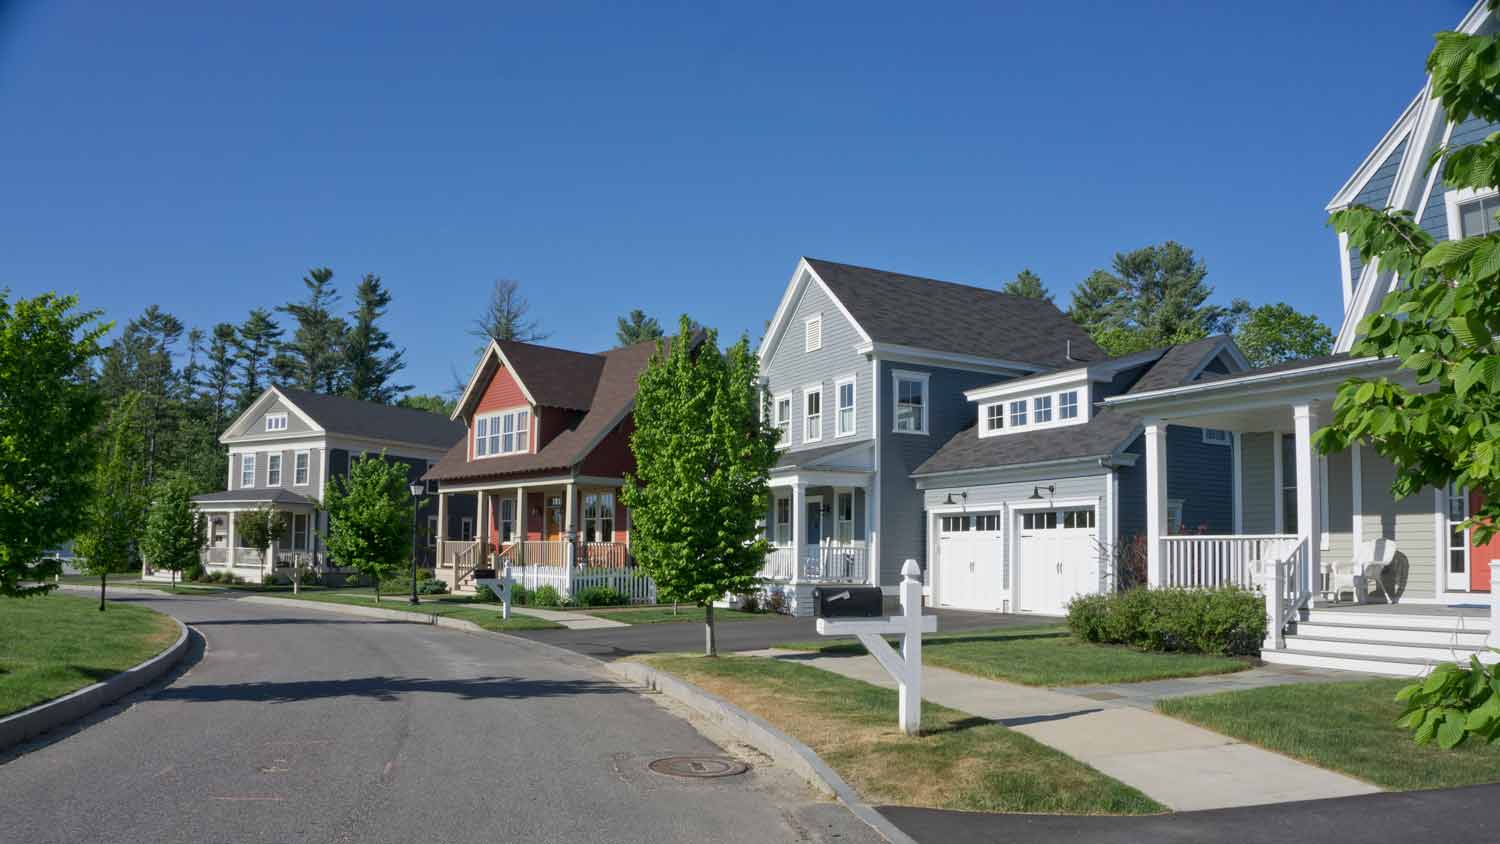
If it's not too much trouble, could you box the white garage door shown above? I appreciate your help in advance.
[936,513,1007,611]
[1016,507,1099,615]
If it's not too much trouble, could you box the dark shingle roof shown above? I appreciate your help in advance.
[277,387,465,450]
[1125,336,1233,395]
[1193,352,1356,385]
[805,258,1106,369]
[191,488,317,507]
[774,441,871,470]
[492,340,608,411]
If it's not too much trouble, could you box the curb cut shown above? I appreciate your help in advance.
[610,660,918,844]
[0,613,191,752]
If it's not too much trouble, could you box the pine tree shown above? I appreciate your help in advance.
[1066,242,1243,356]
[615,309,664,346]
[470,279,548,347]
[1001,269,1053,303]
[204,323,238,431]
[279,267,349,394]
[233,309,283,410]
[344,274,410,404]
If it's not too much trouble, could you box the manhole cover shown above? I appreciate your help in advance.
[647,756,749,778]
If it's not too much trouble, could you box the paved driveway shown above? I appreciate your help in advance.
[0,593,880,844]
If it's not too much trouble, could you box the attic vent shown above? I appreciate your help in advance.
[805,314,823,353]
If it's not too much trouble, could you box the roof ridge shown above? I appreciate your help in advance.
[805,256,1044,302]
[493,337,606,361]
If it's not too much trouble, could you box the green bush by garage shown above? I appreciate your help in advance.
[1067,587,1265,657]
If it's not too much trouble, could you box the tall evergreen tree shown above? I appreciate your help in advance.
[204,322,238,431]
[279,267,349,394]
[1001,268,1053,303]
[470,279,548,347]
[344,274,409,404]
[233,308,283,410]
[1067,242,1245,356]
[615,309,664,346]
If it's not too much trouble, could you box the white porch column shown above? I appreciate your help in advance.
[865,482,878,587]
[791,483,805,583]
[1293,402,1323,604]
[227,511,237,567]
[476,490,489,566]
[436,491,449,567]
[564,481,577,597]
[1490,561,1500,652]
[1144,419,1168,588]
[516,486,527,564]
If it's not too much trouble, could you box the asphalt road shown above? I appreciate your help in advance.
[0,593,882,844]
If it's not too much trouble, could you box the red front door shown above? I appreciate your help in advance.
[1471,491,1498,593]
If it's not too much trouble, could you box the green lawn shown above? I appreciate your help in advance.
[1158,679,1500,790]
[0,593,180,716]
[55,574,224,594]
[647,654,1163,815]
[580,605,780,625]
[776,626,1252,686]
[270,590,562,631]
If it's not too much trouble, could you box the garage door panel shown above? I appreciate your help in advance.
[1017,506,1099,615]
[936,513,1006,612]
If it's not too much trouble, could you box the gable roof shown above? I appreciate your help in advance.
[800,258,1106,370]
[426,337,671,484]
[273,387,466,450]
[913,337,1244,477]
[453,339,608,419]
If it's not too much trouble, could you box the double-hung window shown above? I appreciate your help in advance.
[774,497,792,545]
[294,451,310,486]
[836,378,856,437]
[985,403,1004,432]
[1034,395,1053,424]
[427,516,438,548]
[584,492,616,542]
[499,498,516,543]
[241,454,256,488]
[1459,195,1500,237]
[475,409,530,457]
[1059,391,1078,420]
[267,453,282,486]
[1009,400,1027,428]
[804,387,822,443]
[893,372,927,433]
[773,394,791,446]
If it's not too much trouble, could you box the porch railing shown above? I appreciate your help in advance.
[496,541,568,566]
[759,543,868,583]
[1159,534,1297,590]
[499,564,657,605]
[759,547,797,580]
[452,540,481,584]
[578,541,631,568]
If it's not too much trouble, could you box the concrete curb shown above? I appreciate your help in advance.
[0,613,191,752]
[610,660,917,844]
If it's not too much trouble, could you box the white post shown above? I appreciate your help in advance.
[791,483,805,584]
[1293,403,1323,606]
[1265,557,1286,651]
[437,491,448,570]
[502,563,513,622]
[475,490,490,569]
[516,485,527,565]
[564,482,577,599]
[898,560,923,735]
[1489,561,1500,652]
[226,511,237,568]
[1144,420,1168,588]
[865,483,878,588]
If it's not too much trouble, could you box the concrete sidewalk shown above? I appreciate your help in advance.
[750,650,1378,812]
[501,606,630,630]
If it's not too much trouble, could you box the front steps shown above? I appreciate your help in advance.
[1263,608,1494,677]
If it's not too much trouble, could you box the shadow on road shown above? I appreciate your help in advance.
[154,674,630,704]
[188,617,416,626]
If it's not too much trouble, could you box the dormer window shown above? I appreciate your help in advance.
[1059,391,1078,419]
[1009,400,1028,427]
[475,408,530,457]
[984,404,1004,432]
[1033,395,1053,424]
[265,412,288,432]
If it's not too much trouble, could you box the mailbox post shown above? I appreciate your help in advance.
[473,564,514,621]
[815,559,936,736]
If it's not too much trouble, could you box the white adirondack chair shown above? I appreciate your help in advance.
[1324,539,1398,604]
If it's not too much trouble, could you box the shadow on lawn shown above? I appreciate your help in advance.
[154,674,629,704]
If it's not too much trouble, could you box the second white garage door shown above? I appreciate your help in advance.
[1016,507,1100,616]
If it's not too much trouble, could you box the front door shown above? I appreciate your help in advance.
[805,497,824,545]
[544,495,564,541]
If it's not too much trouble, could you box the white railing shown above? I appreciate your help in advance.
[233,549,262,568]
[452,540,481,584]
[504,564,657,605]
[498,541,568,566]
[1160,534,1298,590]
[577,541,631,568]
[758,543,868,583]
[205,547,228,564]
[1255,539,1312,649]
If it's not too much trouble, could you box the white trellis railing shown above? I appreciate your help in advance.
[1159,534,1298,590]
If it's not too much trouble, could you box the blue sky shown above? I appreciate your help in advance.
[0,1,1468,395]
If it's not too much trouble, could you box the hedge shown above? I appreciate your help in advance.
[1066,587,1266,657]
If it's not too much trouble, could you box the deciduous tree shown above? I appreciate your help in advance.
[236,507,289,587]
[621,317,779,656]
[322,454,413,601]
[0,292,108,597]
[76,393,149,610]
[140,472,206,591]
[1233,302,1335,368]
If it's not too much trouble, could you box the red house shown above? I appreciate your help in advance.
[425,337,655,593]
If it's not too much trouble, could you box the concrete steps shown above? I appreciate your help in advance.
[1262,608,1495,677]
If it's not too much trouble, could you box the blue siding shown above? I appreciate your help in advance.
[1349,137,1408,279]
[1115,425,1235,541]
[1420,115,1498,243]
[762,278,872,451]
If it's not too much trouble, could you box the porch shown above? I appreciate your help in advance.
[181,489,320,585]
[758,462,876,615]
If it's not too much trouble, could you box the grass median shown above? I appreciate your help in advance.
[775,625,1251,687]
[0,592,180,716]
[580,605,781,625]
[1158,679,1500,790]
[646,654,1163,815]
[269,590,563,631]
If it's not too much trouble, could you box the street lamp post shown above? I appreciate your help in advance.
[408,482,425,605]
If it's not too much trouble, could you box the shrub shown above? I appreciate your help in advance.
[418,578,447,595]
[1065,587,1265,657]
[531,584,562,607]
[738,591,761,613]
[574,586,628,607]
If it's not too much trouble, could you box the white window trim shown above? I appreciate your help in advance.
[267,453,282,487]
[834,375,857,438]
[460,516,474,542]
[772,392,792,449]
[1445,186,1500,241]
[804,313,823,352]
[891,369,930,435]
[241,454,256,488]
[474,407,531,459]
[772,494,793,546]
[1201,428,1232,446]
[978,386,1090,438]
[1167,498,1185,534]
[425,461,439,494]
[983,402,1005,434]
[1058,389,1080,421]
[1033,394,1053,424]
[264,412,288,432]
[293,450,310,486]
[803,385,823,444]
[834,489,855,543]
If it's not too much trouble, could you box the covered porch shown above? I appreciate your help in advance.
[758,443,878,615]
[180,489,319,584]
[434,476,634,595]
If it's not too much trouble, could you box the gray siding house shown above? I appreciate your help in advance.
[161,386,469,584]
[755,257,1106,614]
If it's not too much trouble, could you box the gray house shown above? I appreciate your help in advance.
[164,386,469,584]
[755,257,1109,614]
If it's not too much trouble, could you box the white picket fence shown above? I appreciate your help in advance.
[506,564,658,605]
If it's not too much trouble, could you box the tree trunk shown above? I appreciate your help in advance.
[171,568,177,592]
[704,603,717,657]
[99,572,107,611]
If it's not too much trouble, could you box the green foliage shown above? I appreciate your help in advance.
[235,507,288,557]
[1321,16,1500,547]
[381,575,449,595]
[1232,302,1335,368]
[232,308,283,411]
[470,278,549,347]
[1066,242,1246,355]
[1000,269,1053,303]
[75,393,150,608]
[397,393,455,416]
[616,309,665,346]
[322,453,415,600]
[1065,587,1265,657]
[1394,658,1500,750]
[574,586,629,607]
[139,472,207,586]
[0,292,108,597]
[530,584,562,607]
[343,275,410,404]
[277,267,349,394]
[621,316,780,655]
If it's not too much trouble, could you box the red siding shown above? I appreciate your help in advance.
[1471,491,1497,593]
[469,364,533,459]
[578,416,636,478]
